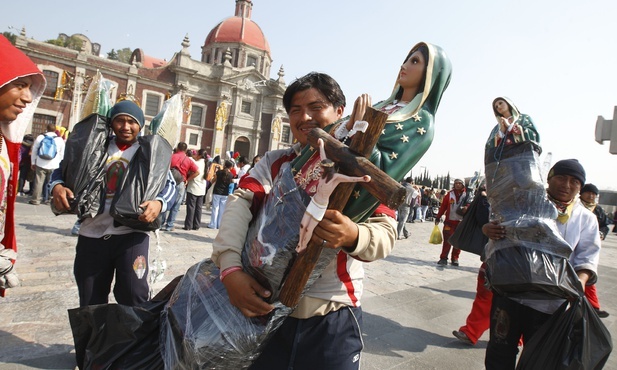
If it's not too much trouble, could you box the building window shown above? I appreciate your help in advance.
[241,101,251,114]
[190,106,203,126]
[189,133,199,146]
[247,55,257,67]
[32,113,56,135]
[145,93,161,116]
[281,125,291,143]
[43,70,59,98]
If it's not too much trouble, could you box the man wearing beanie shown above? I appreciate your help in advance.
[51,100,176,307]
[484,159,601,368]
[579,182,610,317]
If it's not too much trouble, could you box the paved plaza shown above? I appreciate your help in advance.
[0,196,615,369]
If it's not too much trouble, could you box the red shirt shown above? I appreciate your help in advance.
[170,152,198,181]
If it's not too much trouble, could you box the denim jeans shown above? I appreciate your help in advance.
[209,194,228,229]
[164,182,186,229]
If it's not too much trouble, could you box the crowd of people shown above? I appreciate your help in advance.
[1,33,615,370]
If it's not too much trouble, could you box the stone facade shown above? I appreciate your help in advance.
[14,0,292,159]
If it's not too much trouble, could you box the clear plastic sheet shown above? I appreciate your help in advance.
[110,135,173,231]
[149,94,183,148]
[161,163,313,369]
[483,142,578,299]
[53,113,110,218]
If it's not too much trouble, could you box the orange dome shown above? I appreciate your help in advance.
[204,16,270,56]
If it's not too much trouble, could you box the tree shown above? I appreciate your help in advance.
[116,48,132,64]
[45,35,83,52]
[107,47,132,63]
[107,49,119,60]
[2,32,16,44]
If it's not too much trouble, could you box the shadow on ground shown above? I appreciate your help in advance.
[0,330,75,369]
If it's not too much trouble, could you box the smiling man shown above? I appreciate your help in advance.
[51,100,176,307]
[0,35,46,292]
[211,72,397,370]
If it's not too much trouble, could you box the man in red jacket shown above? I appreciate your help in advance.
[0,35,46,293]
[434,179,468,266]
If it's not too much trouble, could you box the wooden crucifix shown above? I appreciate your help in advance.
[279,107,407,307]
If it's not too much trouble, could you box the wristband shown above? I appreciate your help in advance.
[220,266,242,281]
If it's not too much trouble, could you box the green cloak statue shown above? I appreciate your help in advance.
[292,41,453,222]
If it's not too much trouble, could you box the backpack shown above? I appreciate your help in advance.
[38,135,58,160]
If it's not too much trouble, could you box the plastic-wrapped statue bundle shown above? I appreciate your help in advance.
[161,163,313,369]
[483,141,581,299]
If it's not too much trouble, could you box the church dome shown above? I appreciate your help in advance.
[203,1,270,56]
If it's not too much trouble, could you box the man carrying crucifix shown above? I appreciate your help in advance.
[211,72,397,369]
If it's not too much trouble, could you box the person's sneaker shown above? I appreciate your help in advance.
[451,260,459,267]
[28,200,40,205]
[437,258,447,266]
[452,330,474,345]
[595,308,610,318]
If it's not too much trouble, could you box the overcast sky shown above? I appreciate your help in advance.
[4,0,617,191]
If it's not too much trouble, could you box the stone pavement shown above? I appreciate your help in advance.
[0,196,615,369]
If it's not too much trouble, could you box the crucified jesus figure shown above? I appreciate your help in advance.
[296,138,371,253]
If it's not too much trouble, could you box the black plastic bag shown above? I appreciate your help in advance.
[56,113,110,218]
[109,135,172,231]
[448,194,489,256]
[516,296,612,370]
[69,301,166,370]
[68,277,183,370]
[486,245,582,299]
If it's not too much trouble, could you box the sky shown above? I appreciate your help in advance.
[4,0,617,191]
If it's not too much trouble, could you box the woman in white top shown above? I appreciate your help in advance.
[184,149,208,230]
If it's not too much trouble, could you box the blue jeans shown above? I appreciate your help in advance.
[164,182,186,229]
[209,194,228,229]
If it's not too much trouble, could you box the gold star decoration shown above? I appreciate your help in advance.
[389,152,398,160]
[352,190,361,199]
[401,135,409,143]
[417,127,427,135]
[395,123,404,130]
[412,113,421,121]
[381,129,386,135]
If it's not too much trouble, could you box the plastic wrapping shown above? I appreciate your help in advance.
[483,141,576,298]
[68,277,182,370]
[55,113,110,218]
[516,296,612,370]
[149,94,183,148]
[69,300,167,370]
[448,194,489,257]
[80,70,113,120]
[110,135,173,231]
[161,163,311,369]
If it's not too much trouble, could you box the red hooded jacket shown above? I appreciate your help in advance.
[0,36,45,295]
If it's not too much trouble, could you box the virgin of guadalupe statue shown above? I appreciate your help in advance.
[292,41,453,223]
